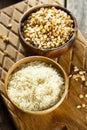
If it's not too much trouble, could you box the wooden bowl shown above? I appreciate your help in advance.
[18,4,78,58]
[5,56,68,115]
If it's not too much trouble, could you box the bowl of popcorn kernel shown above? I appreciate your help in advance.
[5,56,68,114]
[19,4,77,57]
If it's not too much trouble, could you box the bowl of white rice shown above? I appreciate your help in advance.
[5,56,68,114]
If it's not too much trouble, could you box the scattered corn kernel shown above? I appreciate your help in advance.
[79,71,86,75]
[74,66,79,72]
[0,34,9,42]
[85,94,87,98]
[76,105,81,109]
[8,23,12,28]
[79,94,84,99]
[3,37,9,42]
[82,103,86,108]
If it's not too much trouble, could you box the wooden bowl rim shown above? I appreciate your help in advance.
[5,56,68,115]
[18,4,78,52]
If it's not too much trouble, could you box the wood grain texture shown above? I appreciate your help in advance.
[0,0,87,130]
[67,0,87,40]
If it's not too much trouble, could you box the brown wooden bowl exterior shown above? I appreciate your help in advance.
[5,56,68,115]
[19,4,78,58]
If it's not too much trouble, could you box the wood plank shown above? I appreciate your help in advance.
[67,0,87,40]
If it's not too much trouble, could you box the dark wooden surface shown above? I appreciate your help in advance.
[0,95,17,130]
[0,0,22,9]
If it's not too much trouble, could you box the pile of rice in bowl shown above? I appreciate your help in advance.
[7,61,65,111]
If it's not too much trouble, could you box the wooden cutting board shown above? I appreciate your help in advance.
[0,0,87,130]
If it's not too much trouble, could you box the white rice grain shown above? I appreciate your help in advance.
[8,61,64,111]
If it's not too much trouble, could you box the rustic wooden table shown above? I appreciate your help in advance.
[0,0,87,130]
